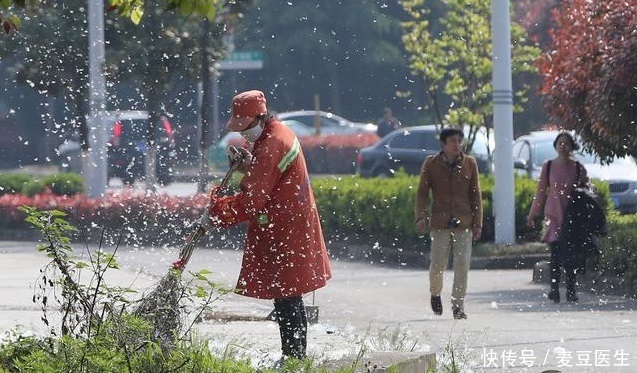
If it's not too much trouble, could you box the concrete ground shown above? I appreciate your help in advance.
[1,240,636,372]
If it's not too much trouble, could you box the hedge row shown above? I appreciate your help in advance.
[0,189,211,247]
[1,172,635,285]
[0,171,616,246]
[0,173,84,197]
[0,171,615,246]
[312,172,612,246]
[596,213,637,285]
[312,173,636,285]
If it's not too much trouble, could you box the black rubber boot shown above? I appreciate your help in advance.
[274,296,307,359]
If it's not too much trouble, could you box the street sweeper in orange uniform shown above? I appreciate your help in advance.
[197,90,332,361]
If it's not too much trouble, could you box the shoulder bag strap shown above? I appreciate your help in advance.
[575,160,584,187]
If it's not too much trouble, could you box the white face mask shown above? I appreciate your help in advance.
[241,122,264,143]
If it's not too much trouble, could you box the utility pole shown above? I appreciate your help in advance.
[86,0,108,198]
[491,0,515,244]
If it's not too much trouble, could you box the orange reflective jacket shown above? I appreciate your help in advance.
[209,119,332,299]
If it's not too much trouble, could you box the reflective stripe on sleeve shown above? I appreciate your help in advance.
[277,137,300,172]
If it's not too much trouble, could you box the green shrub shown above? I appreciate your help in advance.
[42,173,85,195]
[597,213,637,285]
[0,174,32,196]
[0,323,265,373]
[311,173,614,248]
[0,173,85,197]
[313,171,419,247]
[0,334,52,372]
[0,208,366,372]
[0,207,261,373]
[311,173,637,285]
[20,178,45,197]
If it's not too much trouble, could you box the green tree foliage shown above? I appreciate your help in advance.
[1,0,250,186]
[2,1,216,153]
[0,0,34,33]
[105,2,250,187]
[234,0,414,122]
[401,0,540,150]
[107,3,197,177]
[109,0,239,24]
[1,1,237,30]
[1,0,92,149]
[539,0,637,160]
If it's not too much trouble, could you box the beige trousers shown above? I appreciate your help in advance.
[429,229,473,311]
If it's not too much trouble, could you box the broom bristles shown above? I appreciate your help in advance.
[133,159,238,346]
[133,226,207,346]
[134,271,185,346]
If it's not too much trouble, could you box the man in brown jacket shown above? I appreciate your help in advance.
[415,127,483,319]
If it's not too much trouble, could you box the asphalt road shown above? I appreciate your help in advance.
[1,240,636,372]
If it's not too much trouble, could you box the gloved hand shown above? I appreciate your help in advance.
[208,195,239,228]
[227,146,253,173]
[209,185,221,201]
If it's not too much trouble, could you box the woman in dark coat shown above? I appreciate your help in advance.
[527,132,589,303]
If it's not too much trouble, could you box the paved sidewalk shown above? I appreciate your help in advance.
[1,240,636,372]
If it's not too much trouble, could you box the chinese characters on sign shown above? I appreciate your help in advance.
[482,348,630,369]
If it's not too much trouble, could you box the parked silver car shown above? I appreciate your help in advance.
[513,130,637,213]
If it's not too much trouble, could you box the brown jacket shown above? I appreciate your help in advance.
[415,152,483,230]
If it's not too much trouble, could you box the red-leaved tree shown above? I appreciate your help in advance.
[515,0,557,48]
[539,0,637,160]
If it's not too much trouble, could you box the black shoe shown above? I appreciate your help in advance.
[431,295,443,315]
[452,307,467,320]
[547,289,560,303]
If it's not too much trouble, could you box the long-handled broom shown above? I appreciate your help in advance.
[134,147,243,345]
